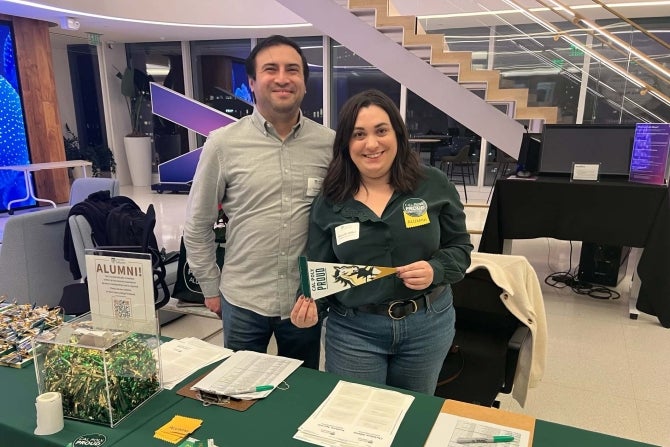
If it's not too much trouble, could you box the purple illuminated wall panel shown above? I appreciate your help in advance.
[157,148,202,184]
[150,83,240,184]
[151,83,236,137]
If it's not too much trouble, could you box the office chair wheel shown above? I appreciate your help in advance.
[629,313,638,320]
[8,210,14,215]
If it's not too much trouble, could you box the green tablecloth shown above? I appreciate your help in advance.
[0,361,660,447]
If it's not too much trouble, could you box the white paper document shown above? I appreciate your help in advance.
[85,249,156,329]
[424,412,530,447]
[191,350,302,400]
[294,381,414,447]
[156,337,233,390]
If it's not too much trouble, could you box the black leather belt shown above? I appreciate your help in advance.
[354,286,446,320]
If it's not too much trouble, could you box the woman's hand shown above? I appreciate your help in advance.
[291,296,318,328]
[396,261,434,291]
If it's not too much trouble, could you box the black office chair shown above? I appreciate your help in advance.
[439,144,475,202]
[62,203,172,315]
[487,151,518,203]
[435,268,530,408]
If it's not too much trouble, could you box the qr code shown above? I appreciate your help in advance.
[113,298,132,319]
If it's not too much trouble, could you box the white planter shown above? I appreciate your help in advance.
[124,136,152,187]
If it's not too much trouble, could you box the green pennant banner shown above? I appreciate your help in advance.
[299,256,397,300]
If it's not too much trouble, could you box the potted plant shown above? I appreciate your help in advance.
[80,144,117,177]
[115,66,154,186]
[63,124,116,178]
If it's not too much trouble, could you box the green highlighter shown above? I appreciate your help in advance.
[456,435,515,444]
[226,384,275,396]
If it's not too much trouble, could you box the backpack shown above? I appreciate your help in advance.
[105,202,159,251]
[102,203,171,309]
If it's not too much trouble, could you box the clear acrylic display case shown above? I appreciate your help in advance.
[33,313,162,427]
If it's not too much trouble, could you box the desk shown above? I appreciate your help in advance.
[480,176,670,327]
[0,360,660,446]
[0,160,92,214]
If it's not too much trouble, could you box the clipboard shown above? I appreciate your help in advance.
[441,400,536,445]
[176,372,257,412]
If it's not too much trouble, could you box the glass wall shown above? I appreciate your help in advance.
[295,36,325,124]
[126,41,188,169]
[330,39,401,129]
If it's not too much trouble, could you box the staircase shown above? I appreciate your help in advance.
[353,0,558,122]
[277,0,559,158]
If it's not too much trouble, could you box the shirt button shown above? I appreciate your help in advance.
[283,223,287,228]
[281,252,286,256]
[279,274,285,279]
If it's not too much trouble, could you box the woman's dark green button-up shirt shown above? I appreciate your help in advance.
[307,166,473,308]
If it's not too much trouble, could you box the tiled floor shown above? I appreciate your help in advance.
[2,185,668,446]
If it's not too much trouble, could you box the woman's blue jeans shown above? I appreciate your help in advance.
[324,287,456,395]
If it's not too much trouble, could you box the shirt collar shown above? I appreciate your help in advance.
[251,108,304,138]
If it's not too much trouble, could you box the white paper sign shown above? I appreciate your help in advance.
[571,162,600,181]
[85,249,156,329]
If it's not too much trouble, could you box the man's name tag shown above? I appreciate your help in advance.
[307,177,323,197]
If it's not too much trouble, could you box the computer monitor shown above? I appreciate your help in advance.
[538,124,635,177]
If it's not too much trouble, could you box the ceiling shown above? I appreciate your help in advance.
[1,0,669,44]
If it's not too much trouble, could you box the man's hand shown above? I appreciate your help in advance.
[290,296,318,328]
[395,261,434,291]
[204,295,221,317]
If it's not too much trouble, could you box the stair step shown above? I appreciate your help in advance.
[375,15,416,30]
[350,10,376,25]
[515,107,558,123]
[379,29,403,43]
[436,65,460,76]
[407,48,432,60]
[402,33,444,49]
[487,88,529,106]
[348,0,387,9]
[459,70,501,85]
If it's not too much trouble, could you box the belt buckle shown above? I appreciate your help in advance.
[387,299,418,320]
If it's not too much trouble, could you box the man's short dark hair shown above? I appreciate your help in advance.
[245,35,309,83]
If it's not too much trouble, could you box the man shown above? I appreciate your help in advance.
[183,35,334,369]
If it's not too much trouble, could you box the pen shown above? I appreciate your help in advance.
[457,435,515,444]
[225,385,274,395]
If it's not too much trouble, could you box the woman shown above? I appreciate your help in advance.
[291,89,472,394]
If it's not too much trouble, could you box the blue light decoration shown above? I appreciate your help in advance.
[0,21,33,212]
